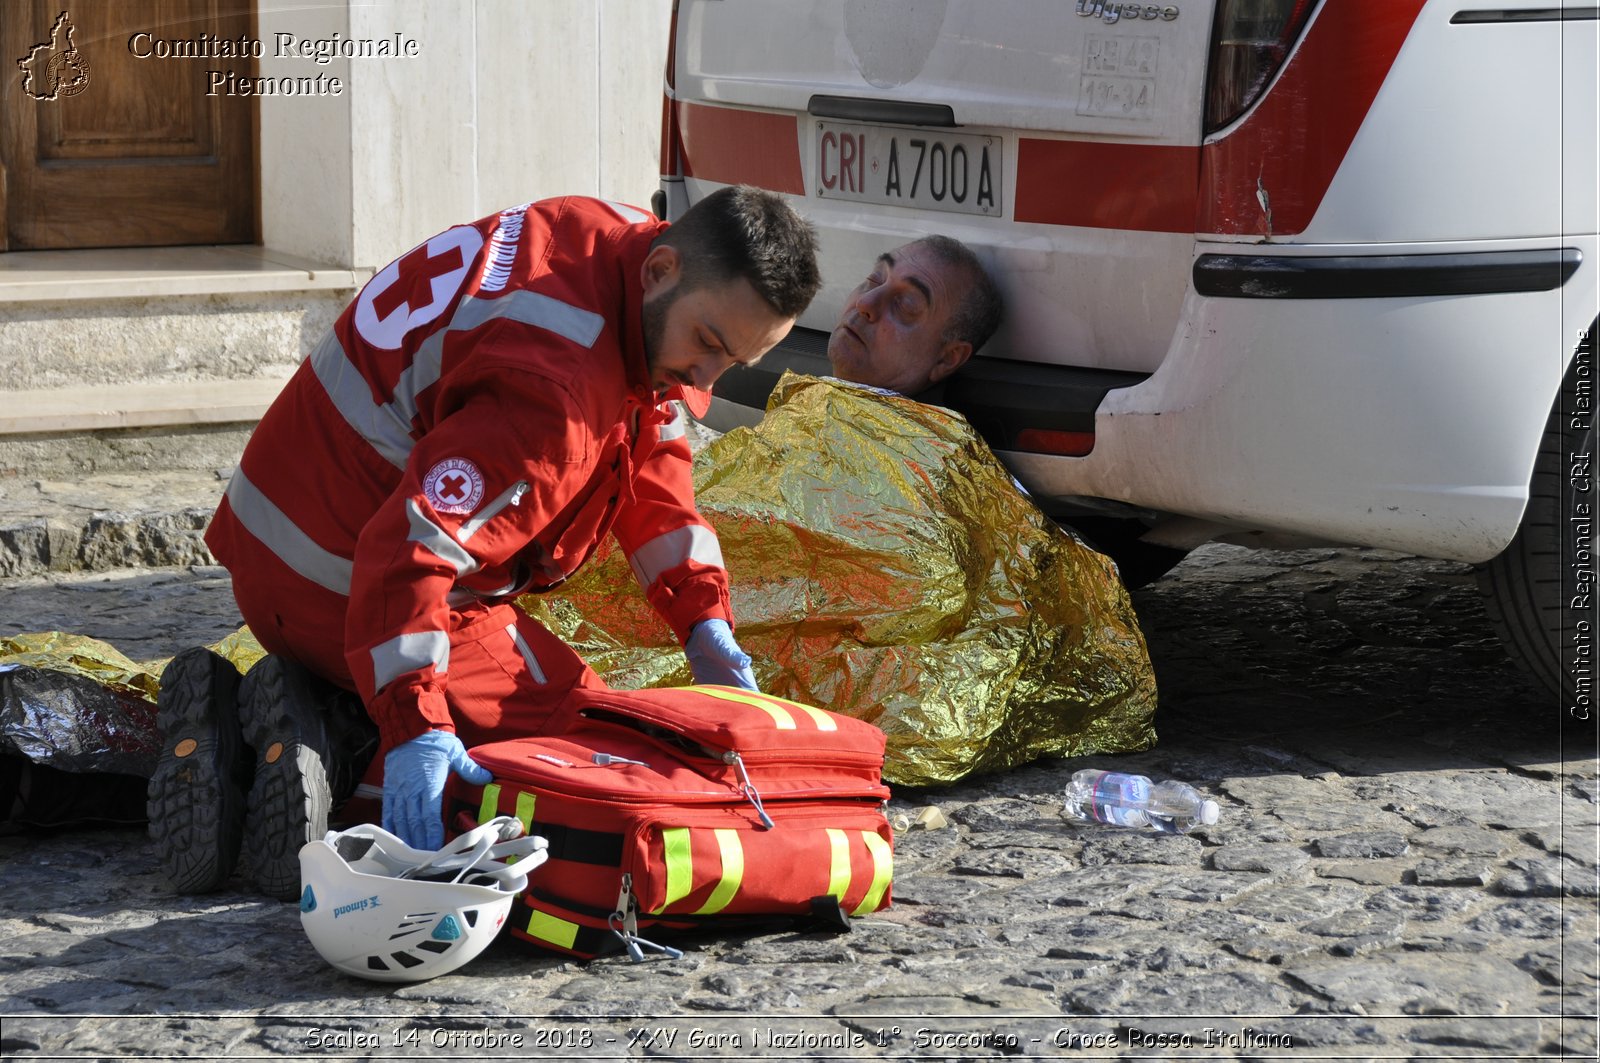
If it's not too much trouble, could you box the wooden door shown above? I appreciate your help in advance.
[2,1,257,250]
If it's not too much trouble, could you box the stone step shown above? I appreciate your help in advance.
[0,378,289,436]
[0,468,225,578]
[0,244,362,479]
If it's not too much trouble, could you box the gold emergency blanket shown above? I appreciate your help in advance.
[0,628,266,777]
[524,373,1157,786]
[0,627,266,700]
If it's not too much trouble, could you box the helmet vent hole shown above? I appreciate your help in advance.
[335,836,376,861]
[392,951,425,969]
[463,909,480,928]
[367,956,390,971]
[417,940,452,954]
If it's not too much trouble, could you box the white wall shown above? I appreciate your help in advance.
[259,0,672,270]
[257,0,356,267]
[596,0,675,208]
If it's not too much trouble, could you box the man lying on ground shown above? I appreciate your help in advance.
[529,235,1158,787]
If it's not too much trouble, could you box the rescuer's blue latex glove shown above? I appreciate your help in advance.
[383,730,492,851]
[685,618,759,691]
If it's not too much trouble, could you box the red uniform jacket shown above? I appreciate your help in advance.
[206,197,732,749]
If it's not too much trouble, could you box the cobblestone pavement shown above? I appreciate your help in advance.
[1,545,1597,1060]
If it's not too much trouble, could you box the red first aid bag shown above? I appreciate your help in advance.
[446,685,893,960]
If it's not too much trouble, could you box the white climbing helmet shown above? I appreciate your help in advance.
[298,816,546,983]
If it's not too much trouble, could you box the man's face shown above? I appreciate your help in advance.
[827,242,972,395]
[642,249,794,399]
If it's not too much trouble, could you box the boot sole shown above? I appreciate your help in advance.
[239,657,334,901]
[146,648,246,894]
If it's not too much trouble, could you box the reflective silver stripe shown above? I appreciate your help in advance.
[310,291,606,469]
[446,572,523,609]
[225,469,353,595]
[604,199,654,225]
[457,481,528,543]
[308,330,416,470]
[385,292,604,458]
[658,403,687,442]
[628,524,725,589]
[491,288,606,347]
[371,630,450,691]
[405,500,479,576]
[479,571,526,598]
[506,624,548,684]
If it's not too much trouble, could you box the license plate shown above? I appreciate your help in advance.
[815,122,1002,217]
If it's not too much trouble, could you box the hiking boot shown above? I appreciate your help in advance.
[321,685,380,812]
[146,647,249,893]
[237,655,373,900]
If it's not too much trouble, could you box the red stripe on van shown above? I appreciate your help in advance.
[1015,139,1199,233]
[678,102,805,195]
[1198,0,1428,236]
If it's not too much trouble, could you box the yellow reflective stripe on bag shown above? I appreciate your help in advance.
[655,827,747,915]
[826,828,852,900]
[694,829,744,915]
[694,686,796,729]
[693,685,840,731]
[526,908,579,950]
[514,791,537,835]
[737,689,839,731]
[853,830,893,916]
[654,827,695,914]
[477,783,501,828]
[793,704,837,731]
[477,784,537,863]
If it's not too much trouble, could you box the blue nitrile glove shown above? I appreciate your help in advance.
[382,730,492,851]
[685,618,759,691]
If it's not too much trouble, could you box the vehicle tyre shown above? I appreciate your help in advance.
[1060,515,1190,590]
[1476,324,1595,711]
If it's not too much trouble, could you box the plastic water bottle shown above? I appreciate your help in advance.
[1062,770,1220,834]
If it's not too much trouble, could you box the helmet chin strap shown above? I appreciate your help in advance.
[332,816,547,888]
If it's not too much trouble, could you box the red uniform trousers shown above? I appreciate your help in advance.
[230,547,601,761]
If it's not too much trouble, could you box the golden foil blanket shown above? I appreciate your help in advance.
[525,373,1157,786]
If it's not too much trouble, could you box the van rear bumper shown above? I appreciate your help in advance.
[1002,239,1598,563]
[1193,247,1582,300]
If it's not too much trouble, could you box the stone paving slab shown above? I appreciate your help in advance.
[1,546,1597,1060]
[0,470,224,579]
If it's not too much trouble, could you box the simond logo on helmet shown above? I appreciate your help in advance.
[331,894,383,919]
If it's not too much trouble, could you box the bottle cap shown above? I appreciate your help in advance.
[1198,800,1220,826]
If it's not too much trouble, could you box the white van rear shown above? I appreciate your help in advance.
[657,0,1598,708]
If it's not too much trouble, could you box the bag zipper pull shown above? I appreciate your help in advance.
[724,751,775,829]
[616,873,639,937]
[607,874,683,962]
[592,752,649,767]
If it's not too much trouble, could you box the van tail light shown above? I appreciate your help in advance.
[1014,428,1096,457]
[659,0,684,180]
[1204,0,1319,133]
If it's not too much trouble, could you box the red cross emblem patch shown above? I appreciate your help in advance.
[353,226,483,350]
[422,457,485,515]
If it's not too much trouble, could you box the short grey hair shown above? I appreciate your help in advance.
[908,234,1004,352]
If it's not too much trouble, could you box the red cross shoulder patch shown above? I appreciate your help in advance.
[423,457,485,515]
